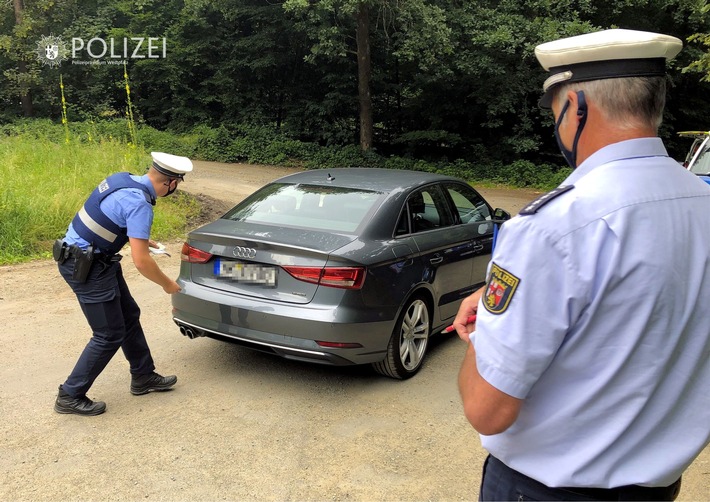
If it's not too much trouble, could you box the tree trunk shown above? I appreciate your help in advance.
[356,2,373,152]
[13,0,33,117]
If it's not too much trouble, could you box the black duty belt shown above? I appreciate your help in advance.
[54,240,120,264]
[486,455,682,501]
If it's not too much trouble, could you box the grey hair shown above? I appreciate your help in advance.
[554,76,666,132]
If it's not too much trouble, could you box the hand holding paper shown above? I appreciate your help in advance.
[149,242,171,257]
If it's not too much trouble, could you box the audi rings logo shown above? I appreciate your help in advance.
[232,246,257,259]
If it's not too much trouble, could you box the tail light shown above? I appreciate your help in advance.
[283,266,365,289]
[180,242,213,263]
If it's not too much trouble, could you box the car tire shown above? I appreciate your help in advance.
[372,296,431,379]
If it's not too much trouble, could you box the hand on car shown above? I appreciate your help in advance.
[163,280,181,295]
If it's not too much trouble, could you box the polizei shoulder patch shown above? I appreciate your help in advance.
[483,263,520,315]
[519,185,574,215]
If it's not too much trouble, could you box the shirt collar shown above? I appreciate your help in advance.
[563,137,669,185]
[136,174,157,199]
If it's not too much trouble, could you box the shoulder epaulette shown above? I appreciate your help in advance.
[519,185,574,216]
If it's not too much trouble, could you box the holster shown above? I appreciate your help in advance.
[71,244,94,283]
[53,239,68,264]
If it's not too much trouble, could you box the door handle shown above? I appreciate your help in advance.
[472,242,484,252]
[430,256,443,265]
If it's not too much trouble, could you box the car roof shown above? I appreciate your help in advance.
[271,168,464,193]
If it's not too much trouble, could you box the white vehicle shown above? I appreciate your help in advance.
[679,131,710,178]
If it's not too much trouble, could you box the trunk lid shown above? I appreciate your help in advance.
[187,220,357,304]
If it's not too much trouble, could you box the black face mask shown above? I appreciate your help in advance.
[163,179,178,197]
[554,91,588,169]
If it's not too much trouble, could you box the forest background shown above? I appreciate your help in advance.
[2,0,710,263]
[3,0,710,177]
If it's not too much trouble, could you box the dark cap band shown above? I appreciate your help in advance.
[152,161,185,180]
[539,57,666,108]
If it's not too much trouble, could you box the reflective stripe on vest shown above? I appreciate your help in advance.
[76,205,119,243]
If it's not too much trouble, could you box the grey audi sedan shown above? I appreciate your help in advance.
[172,168,506,379]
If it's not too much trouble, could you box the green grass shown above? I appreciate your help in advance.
[1,117,569,264]
[0,135,199,265]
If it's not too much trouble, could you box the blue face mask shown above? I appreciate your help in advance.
[554,91,588,169]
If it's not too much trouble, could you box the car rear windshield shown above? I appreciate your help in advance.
[222,183,382,232]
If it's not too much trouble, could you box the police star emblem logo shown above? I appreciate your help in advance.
[35,35,69,68]
[483,263,520,314]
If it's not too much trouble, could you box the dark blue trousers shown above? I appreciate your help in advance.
[480,455,681,501]
[58,257,155,398]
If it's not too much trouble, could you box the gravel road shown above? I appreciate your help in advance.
[0,161,707,501]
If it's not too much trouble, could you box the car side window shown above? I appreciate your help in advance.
[395,210,409,236]
[444,183,492,224]
[690,142,710,175]
[406,186,454,234]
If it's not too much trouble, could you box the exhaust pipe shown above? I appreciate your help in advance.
[176,322,201,339]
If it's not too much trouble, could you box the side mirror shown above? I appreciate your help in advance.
[492,208,511,223]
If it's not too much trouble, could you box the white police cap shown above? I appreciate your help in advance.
[150,152,193,179]
[535,29,682,108]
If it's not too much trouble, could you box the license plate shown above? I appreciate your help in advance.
[214,259,277,286]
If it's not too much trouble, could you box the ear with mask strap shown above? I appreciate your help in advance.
[571,90,588,163]
[163,178,179,197]
[576,90,587,116]
[554,90,588,169]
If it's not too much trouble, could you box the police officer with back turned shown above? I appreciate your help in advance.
[53,152,193,416]
[454,29,710,500]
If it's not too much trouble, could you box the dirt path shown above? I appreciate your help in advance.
[0,162,707,501]
[185,160,546,212]
[183,161,544,226]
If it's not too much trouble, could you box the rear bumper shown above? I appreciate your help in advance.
[173,316,355,365]
[171,281,396,366]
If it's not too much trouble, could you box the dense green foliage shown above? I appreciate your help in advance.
[0,130,199,264]
[2,117,572,185]
[0,118,568,264]
[2,0,709,169]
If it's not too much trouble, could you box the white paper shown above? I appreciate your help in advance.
[149,242,171,257]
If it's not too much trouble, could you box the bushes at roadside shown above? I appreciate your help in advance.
[0,118,571,189]
[185,124,572,188]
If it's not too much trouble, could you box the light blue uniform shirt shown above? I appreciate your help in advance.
[474,138,710,488]
[65,174,156,249]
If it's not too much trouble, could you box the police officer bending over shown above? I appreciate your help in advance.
[454,30,710,500]
[53,152,193,416]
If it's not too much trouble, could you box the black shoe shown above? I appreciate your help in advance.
[54,386,106,416]
[130,372,177,395]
